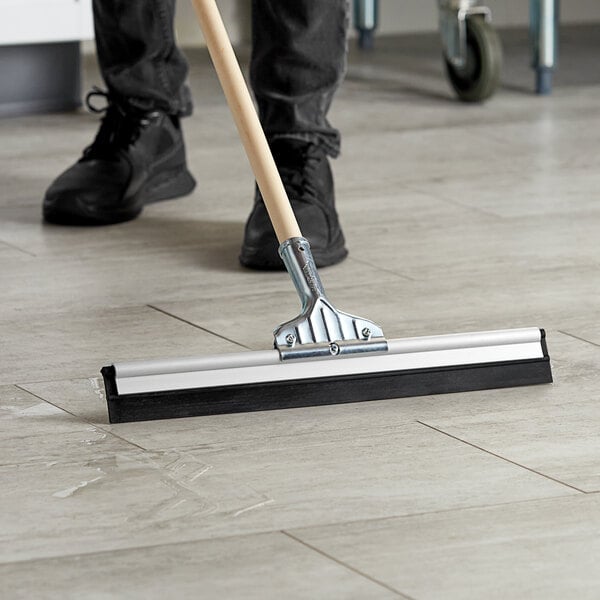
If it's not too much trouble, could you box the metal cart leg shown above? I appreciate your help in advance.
[354,0,379,50]
[530,0,559,94]
[439,0,503,102]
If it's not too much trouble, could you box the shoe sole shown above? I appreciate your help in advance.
[43,166,196,226]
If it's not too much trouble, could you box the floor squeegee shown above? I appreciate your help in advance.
[101,0,552,423]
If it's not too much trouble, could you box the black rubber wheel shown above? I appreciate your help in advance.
[444,16,503,103]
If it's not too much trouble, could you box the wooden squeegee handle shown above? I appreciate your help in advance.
[191,0,302,243]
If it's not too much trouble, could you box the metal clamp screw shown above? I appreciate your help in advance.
[361,327,372,339]
[285,334,296,347]
[329,342,340,356]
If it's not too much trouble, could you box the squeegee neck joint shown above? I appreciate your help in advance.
[274,237,387,361]
[279,237,327,309]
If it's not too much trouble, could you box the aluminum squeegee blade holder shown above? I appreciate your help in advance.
[102,327,552,423]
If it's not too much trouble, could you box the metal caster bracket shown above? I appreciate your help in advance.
[439,0,492,68]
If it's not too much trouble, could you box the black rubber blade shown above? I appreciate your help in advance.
[102,356,552,423]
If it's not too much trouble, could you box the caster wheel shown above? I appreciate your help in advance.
[445,16,503,103]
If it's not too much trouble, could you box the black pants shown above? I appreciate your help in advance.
[93,0,348,157]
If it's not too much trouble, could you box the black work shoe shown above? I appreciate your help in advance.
[239,139,348,270]
[43,89,196,225]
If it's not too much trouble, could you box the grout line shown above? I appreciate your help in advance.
[13,384,87,423]
[147,304,251,350]
[288,492,582,530]
[88,426,148,452]
[0,239,37,257]
[429,195,499,220]
[557,330,600,348]
[349,256,416,281]
[0,492,586,569]
[281,531,415,599]
[417,420,587,494]
[13,384,147,452]
[403,182,502,221]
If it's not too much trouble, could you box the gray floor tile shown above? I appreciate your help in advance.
[350,212,600,283]
[20,377,115,424]
[0,532,398,600]
[1,24,599,597]
[0,245,393,319]
[408,164,600,220]
[141,265,597,350]
[1,305,237,385]
[290,493,600,600]
[0,241,32,260]
[0,385,109,467]
[0,419,576,563]
[416,333,600,492]
[2,445,272,562]
[560,322,600,348]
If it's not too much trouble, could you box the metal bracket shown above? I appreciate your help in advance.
[274,237,388,360]
[439,0,492,68]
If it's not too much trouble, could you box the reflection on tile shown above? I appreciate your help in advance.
[169,421,574,527]
[1,390,291,565]
[291,494,600,600]
[0,417,574,563]
[21,378,115,425]
[0,385,111,466]
[1,445,276,562]
[0,532,397,600]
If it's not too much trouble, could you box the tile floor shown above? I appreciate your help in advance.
[1,26,600,599]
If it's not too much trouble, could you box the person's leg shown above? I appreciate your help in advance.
[43,0,195,225]
[240,0,349,269]
[250,0,347,157]
[93,0,192,116]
